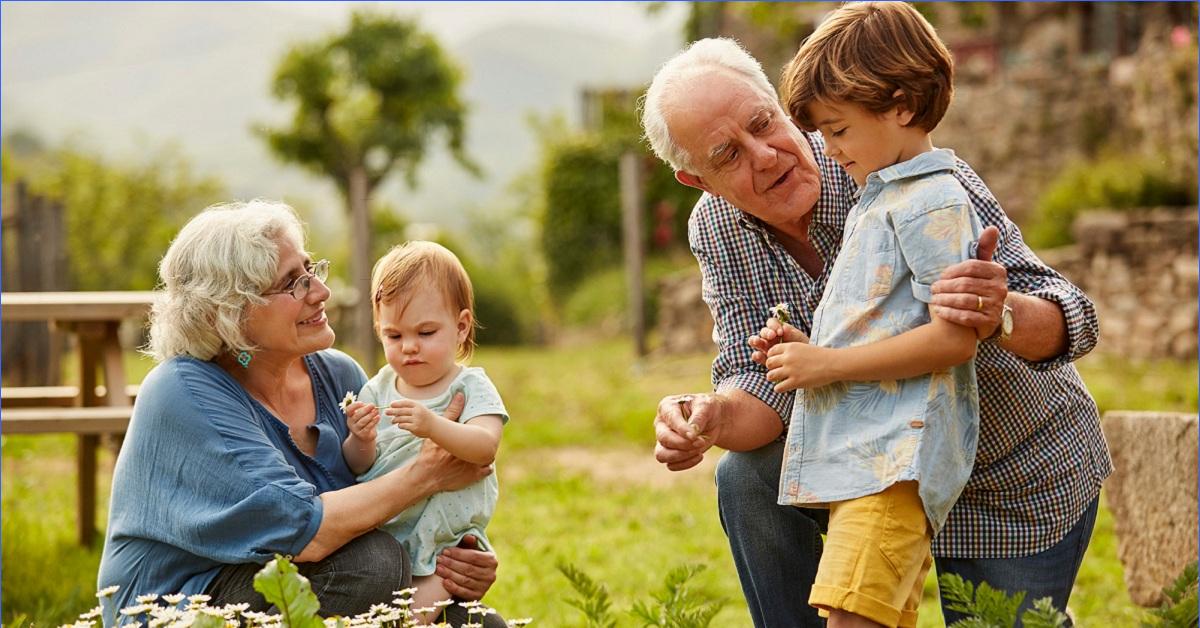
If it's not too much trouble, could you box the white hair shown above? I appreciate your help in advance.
[640,38,779,173]
[146,199,307,362]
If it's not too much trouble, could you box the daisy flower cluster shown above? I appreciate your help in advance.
[79,586,532,628]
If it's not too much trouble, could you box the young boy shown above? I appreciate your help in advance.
[763,3,984,627]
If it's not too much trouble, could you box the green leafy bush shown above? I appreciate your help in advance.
[1026,154,1194,249]
[1142,561,1199,628]
[941,561,1199,628]
[558,561,726,628]
[535,121,698,304]
[6,139,224,291]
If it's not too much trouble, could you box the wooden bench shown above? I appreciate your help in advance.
[2,406,133,434]
[2,384,139,408]
[2,291,154,545]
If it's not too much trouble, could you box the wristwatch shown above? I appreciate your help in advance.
[988,303,1014,343]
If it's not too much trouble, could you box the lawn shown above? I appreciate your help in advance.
[2,339,1194,626]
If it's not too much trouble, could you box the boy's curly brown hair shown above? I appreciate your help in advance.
[782,2,954,133]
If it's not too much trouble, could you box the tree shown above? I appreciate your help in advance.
[257,11,477,364]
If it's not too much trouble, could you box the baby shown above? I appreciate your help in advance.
[342,240,508,621]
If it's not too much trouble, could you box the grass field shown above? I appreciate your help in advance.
[2,340,1194,626]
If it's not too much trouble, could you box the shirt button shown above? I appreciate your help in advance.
[909,420,925,429]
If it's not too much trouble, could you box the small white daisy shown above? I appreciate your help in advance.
[96,585,120,598]
[340,391,358,413]
[768,303,792,325]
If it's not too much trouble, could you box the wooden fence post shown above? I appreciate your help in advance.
[620,152,647,357]
[2,180,67,385]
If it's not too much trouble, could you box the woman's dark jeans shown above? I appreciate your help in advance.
[206,530,505,627]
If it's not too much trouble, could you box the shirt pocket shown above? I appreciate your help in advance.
[836,227,898,304]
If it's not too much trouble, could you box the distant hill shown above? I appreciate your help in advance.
[1,3,683,231]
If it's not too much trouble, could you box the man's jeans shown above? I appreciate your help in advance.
[716,442,1098,628]
[206,530,506,628]
[936,497,1098,627]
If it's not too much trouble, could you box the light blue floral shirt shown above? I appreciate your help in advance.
[778,149,982,533]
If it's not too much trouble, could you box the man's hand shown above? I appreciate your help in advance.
[344,401,381,443]
[765,338,834,391]
[931,225,1006,339]
[653,393,726,471]
[749,319,811,365]
[436,534,497,600]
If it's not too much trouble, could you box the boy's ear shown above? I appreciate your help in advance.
[675,170,715,195]
[892,89,916,127]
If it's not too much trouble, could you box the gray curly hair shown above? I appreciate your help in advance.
[146,199,306,362]
[640,37,778,173]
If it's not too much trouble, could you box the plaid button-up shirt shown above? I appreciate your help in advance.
[690,131,1113,558]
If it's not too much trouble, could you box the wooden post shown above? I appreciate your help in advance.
[348,167,377,368]
[1,181,65,386]
[620,152,647,357]
[75,322,105,547]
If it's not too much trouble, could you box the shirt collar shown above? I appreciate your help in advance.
[870,148,957,185]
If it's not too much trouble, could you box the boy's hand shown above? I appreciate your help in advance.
[749,319,810,365]
[765,340,833,391]
[387,400,442,438]
[345,401,381,442]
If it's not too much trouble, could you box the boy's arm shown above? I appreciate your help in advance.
[765,314,975,390]
[425,415,503,466]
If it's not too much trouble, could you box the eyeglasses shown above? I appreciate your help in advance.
[264,259,330,300]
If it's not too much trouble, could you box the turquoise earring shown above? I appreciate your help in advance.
[236,350,252,368]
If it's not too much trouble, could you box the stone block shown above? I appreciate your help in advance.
[1100,412,1199,606]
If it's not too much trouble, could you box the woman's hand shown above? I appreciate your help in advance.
[436,534,497,600]
[344,401,381,442]
[410,437,492,495]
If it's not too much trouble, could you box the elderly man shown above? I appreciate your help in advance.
[643,38,1111,627]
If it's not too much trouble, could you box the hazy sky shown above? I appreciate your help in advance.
[1,2,688,229]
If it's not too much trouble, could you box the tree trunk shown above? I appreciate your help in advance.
[348,166,377,368]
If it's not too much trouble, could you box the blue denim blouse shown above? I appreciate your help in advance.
[97,349,366,623]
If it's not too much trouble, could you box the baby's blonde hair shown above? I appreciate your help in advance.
[371,241,477,359]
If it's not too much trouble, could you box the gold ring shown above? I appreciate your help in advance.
[976,295,985,311]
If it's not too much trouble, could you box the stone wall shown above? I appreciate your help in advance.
[1100,411,1199,606]
[1039,208,1198,360]
[655,270,713,357]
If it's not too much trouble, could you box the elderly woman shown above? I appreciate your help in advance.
[98,200,504,627]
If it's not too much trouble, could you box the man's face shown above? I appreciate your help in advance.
[668,70,822,232]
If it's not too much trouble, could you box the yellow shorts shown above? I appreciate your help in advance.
[809,481,932,628]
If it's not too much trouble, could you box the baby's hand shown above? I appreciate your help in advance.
[345,401,381,442]
[387,400,440,438]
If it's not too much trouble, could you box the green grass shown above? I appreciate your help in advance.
[3,340,1193,626]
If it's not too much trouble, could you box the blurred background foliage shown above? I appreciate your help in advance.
[4,2,1196,348]
[3,3,1198,626]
